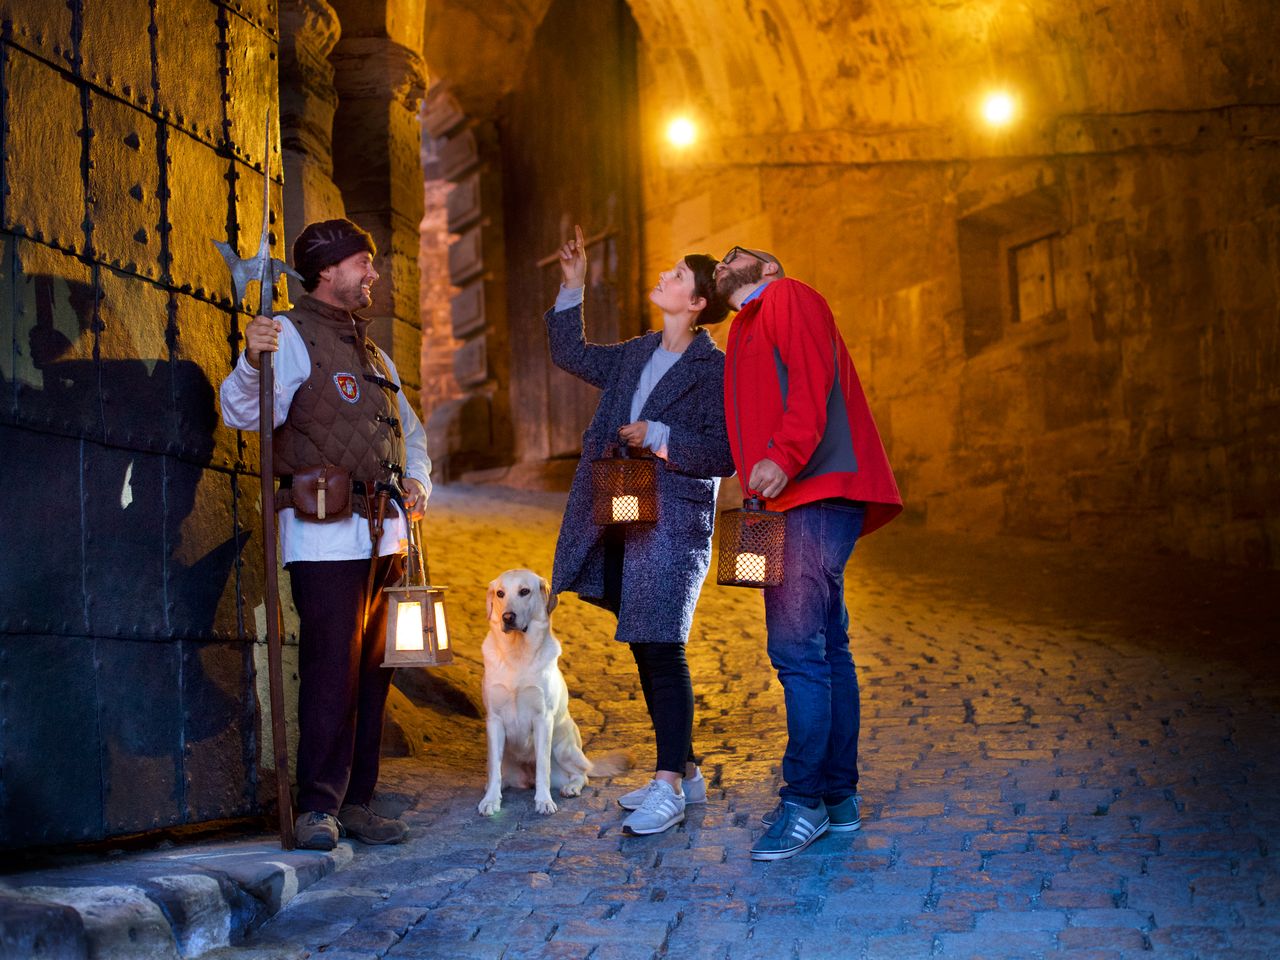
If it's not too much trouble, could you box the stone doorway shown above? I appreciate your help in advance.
[423,0,644,484]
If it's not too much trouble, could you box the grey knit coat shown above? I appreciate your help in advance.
[546,305,736,644]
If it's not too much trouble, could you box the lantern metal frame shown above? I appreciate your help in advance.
[716,496,787,588]
[382,518,453,667]
[590,444,659,525]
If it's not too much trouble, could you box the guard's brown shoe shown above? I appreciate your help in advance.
[339,803,409,844]
[294,811,340,850]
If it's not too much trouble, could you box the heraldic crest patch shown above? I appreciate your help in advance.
[333,372,360,403]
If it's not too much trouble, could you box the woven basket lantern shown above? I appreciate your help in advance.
[591,445,659,525]
[716,496,786,587]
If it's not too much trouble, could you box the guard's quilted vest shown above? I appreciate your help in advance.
[273,295,403,484]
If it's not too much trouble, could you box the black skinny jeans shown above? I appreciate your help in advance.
[604,526,698,775]
[629,643,697,775]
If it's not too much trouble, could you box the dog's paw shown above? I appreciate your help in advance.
[477,795,502,816]
[534,795,559,815]
[560,781,583,798]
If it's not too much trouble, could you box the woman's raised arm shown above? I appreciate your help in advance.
[545,223,625,387]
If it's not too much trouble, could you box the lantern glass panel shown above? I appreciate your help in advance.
[433,599,449,650]
[734,551,767,582]
[611,495,640,522]
[395,600,424,651]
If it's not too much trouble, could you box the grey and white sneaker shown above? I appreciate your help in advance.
[750,800,829,861]
[823,795,862,833]
[763,794,861,832]
[621,780,686,836]
[618,768,706,811]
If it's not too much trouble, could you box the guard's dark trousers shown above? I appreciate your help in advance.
[288,554,404,815]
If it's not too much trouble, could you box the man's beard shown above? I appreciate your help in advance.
[716,260,763,299]
[335,274,372,310]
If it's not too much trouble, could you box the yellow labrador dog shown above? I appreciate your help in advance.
[478,569,614,816]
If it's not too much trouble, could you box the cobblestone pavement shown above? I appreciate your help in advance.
[206,484,1280,960]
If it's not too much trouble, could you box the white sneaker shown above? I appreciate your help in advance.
[618,768,706,811]
[621,780,686,835]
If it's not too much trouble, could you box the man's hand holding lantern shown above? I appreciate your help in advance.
[402,477,428,522]
[748,458,789,500]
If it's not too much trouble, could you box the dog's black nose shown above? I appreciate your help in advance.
[501,611,517,627]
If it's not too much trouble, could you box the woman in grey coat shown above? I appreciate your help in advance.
[547,225,735,837]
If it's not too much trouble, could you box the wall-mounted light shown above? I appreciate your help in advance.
[666,116,697,148]
[980,90,1017,127]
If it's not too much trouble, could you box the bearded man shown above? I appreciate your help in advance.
[715,246,902,861]
[219,219,430,850]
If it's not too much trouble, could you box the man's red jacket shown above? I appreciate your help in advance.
[723,277,902,535]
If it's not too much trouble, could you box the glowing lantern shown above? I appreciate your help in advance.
[383,519,452,667]
[717,497,786,588]
[591,445,658,525]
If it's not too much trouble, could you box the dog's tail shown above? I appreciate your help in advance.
[586,750,630,778]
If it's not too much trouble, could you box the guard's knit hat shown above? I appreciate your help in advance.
[292,218,376,288]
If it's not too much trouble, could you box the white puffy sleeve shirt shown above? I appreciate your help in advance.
[217,314,432,564]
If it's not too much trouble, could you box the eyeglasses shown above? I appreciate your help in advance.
[722,246,775,267]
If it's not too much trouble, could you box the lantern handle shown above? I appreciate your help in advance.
[606,442,657,461]
[416,519,433,584]
[743,495,765,511]
[403,517,431,587]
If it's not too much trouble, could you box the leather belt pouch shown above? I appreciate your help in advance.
[279,465,353,522]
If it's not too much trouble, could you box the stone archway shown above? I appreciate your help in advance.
[282,0,1280,565]
[418,0,646,483]
[416,0,1280,568]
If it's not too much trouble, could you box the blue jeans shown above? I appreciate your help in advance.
[763,499,865,807]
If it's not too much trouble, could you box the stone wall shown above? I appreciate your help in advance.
[279,0,345,259]
[417,130,461,432]
[419,0,1279,568]
[420,86,517,481]
[644,138,1279,567]
[328,0,427,407]
[0,0,285,849]
[630,4,1280,569]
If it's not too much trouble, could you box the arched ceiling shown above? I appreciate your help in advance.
[422,0,1279,140]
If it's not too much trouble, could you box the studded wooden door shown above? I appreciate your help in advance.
[499,0,643,464]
